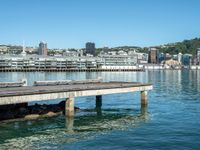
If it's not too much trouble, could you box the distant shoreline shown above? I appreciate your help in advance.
[0,68,200,72]
[0,68,145,72]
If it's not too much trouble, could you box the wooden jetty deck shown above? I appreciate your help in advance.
[0,81,153,117]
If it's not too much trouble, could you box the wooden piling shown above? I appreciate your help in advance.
[96,95,102,109]
[65,117,74,133]
[96,95,102,116]
[65,97,74,117]
[141,91,148,106]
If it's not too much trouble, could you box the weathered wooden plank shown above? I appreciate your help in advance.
[34,80,72,86]
[34,78,102,86]
[0,79,27,88]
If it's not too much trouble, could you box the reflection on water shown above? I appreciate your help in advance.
[1,71,200,93]
[0,106,148,149]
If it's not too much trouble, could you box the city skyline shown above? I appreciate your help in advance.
[0,0,200,48]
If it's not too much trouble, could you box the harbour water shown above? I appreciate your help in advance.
[0,71,200,149]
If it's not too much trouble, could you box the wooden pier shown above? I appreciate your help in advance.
[0,81,153,117]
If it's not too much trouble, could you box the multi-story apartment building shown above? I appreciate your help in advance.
[86,42,95,56]
[148,48,158,64]
[38,41,48,56]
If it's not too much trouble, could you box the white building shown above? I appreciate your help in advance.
[177,53,183,64]
[0,45,8,54]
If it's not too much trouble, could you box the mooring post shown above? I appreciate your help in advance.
[65,97,74,117]
[141,105,148,115]
[141,91,148,106]
[65,117,74,133]
[96,95,102,109]
[96,95,102,116]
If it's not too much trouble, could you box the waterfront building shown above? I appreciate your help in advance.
[0,45,36,55]
[0,54,101,69]
[192,57,197,65]
[148,48,158,64]
[165,53,172,60]
[0,45,8,54]
[63,50,79,57]
[158,53,165,63]
[197,48,200,56]
[0,53,140,69]
[7,45,22,54]
[118,50,127,55]
[128,50,148,64]
[99,51,106,56]
[102,47,109,53]
[127,50,136,56]
[38,41,48,56]
[173,55,177,60]
[197,48,200,65]
[99,54,138,66]
[164,59,181,69]
[108,51,117,55]
[78,49,84,57]
[177,53,183,64]
[26,47,37,54]
[86,42,95,56]
[182,54,192,66]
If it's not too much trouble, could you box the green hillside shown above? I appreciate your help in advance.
[158,38,200,56]
[96,38,200,56]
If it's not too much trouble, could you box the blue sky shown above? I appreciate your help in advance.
[0,0,200,48]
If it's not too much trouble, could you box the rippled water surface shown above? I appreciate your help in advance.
[0,70,200,150]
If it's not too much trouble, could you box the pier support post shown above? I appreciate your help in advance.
[96,95,102,116]
[65,117,74,133]
[141,105,148,115]
[140,105,148,120]
[141,91,148,106]
[96,95,102,109]
[65,97,74,117]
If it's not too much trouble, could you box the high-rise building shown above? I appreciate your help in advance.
[148,48,158,64]
[86,42,95,56]
[38,41,48,56]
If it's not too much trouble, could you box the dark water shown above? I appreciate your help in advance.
[0,71,200,150]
